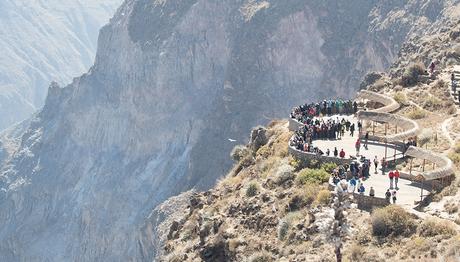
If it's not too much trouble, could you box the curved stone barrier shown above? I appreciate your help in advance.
[288,118,303,132]
[357,110,420,142]
[288,145,352,166]
[359,90,453,182]
[357,90,400,113]
[405,146,454,181]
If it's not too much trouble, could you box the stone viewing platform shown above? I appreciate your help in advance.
[288,91,454,210]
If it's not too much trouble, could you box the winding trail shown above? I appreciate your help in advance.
[357,91,454,182]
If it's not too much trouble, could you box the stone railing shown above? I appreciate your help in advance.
[404,146,454,181]
[288,145,352,166]
[288,118,303,132]
[357,110,421,142]
[357,90,400,113]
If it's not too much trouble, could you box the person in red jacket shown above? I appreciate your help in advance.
[388,170,395,189]
[394,170,400,189]
[355,138,361,156]
[339,149,345,158]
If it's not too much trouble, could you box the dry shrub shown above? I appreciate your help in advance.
[405,237,433,258]
[444,201,459,214]
[246,182,259,197]
[272,131,290,157]
[247,251,273,262]
[418,218,457,238]
[445,236,460,259]
[401,62,426,87]
[274,164,294,186]
[422,95,443,110]
[407,107,427,119]
[447,105,458,115]
[256,144,271,159]
[393,91,408,106]
[314,189,332,206]
[231,145,251,161]
[348,244,365,261]
[371,205,417,237]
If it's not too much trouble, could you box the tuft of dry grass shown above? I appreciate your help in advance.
[418,218,457,238]
[406,107,427,119]
[393,91,408,106]
[371,205,417,237]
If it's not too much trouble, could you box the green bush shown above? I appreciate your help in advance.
[401,63,426,87]
[320,162,337,173]
[418,218,457,238]
[230,145,251,161]
[246,182,259,197]
[296,168,330,185]
[371,205,417,237]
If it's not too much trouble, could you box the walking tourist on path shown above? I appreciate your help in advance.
[364,132,369,149]
[373,156,379,174]
[355,138,361,156]
[381,158,386,175]
[388,170,395,189]
[392,190,397,204]
[350,124,355,137]
[394,169,400,190]
[334,147,338,157]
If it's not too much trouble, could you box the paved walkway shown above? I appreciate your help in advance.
[313,115,428,208]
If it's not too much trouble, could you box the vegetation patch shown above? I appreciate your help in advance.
[406,107,427,120]
[401,62,426,87]
[246,182,259,197]
[371,205,417,237]
[296,168,330,185]
[418,218,457,238]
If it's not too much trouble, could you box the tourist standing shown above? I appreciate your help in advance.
[350,124,355,137]
[388,170,395,189]
[334,147,339,157]
[364,132,369,149]
[339,149,345,158]
[392,190,397,204]
[359,183,365,195]
[326,148,330,156]
[369,187,375,197]
[452,72,456,92]
[394,169,400,190]
[373,156,379,174]
[355,138,361,156]
[385,189,391,203]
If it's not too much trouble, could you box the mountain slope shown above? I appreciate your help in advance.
[0,0,122,130]
[0,0,455,261]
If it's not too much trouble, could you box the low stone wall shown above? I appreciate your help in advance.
[328,179,389,210]
[288,145,352,166]
[353,193,389,210]
[288,118,302,131]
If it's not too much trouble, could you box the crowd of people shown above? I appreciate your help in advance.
[331,157,401,203]
[290,99,358,124]
[290,117,361,155]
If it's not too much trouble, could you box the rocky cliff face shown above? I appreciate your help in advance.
[0,0,453,261]
[0,0,122,130]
